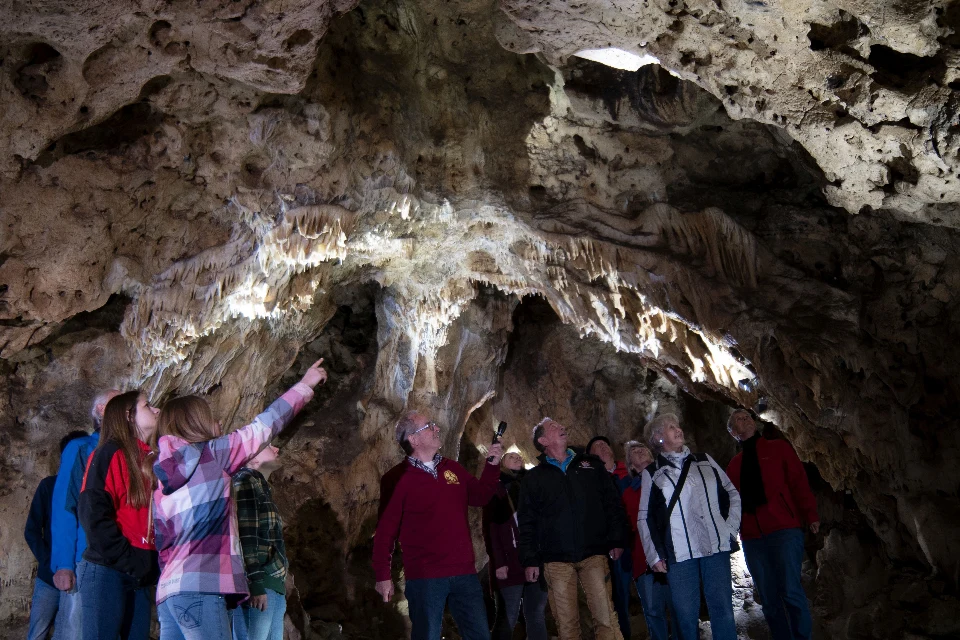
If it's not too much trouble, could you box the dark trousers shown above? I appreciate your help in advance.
[609,557,633,640]
[77,560,151,640]
[405,573,490,640]
[492,581,548,640]
[743,527,812,640]
[667,552,736,640]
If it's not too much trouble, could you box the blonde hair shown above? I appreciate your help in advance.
[500,451,524,468]
[158,396,219,444]
[624,440,653,474]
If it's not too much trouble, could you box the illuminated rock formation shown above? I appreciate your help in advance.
[1,0,959,637]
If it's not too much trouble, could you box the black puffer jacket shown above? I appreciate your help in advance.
[518,450,628,567]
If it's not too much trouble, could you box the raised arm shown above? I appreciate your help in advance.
[213,359,326,474]
[466,456,502,507]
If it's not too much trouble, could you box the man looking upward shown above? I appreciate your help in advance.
[373,411,503,640]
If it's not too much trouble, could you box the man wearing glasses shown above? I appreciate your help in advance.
[373,411,504,640]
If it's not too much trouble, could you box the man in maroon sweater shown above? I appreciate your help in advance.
[373,411,503,640]
[726,409,819,640]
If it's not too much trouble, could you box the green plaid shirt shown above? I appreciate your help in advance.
[232,468,287,596]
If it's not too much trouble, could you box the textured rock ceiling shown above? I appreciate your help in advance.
[1,0,959,636]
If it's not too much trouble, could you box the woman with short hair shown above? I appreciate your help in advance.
[638,414,741,640]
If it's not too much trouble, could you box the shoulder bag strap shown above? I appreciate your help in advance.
[665,457,694,517]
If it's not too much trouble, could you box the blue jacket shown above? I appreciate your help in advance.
[24,475,57,585]
[50,432,99,573]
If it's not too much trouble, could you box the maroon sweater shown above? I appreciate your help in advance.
[373,457,500,581]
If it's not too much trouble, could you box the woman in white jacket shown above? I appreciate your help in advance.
[638,413,741,640]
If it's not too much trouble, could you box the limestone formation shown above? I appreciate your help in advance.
[1,0,959,637]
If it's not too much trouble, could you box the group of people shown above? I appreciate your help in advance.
[374,409,819,640]
[24,357,329,640]
[23,358,817,640]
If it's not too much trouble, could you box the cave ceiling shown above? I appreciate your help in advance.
[1,0,960,631]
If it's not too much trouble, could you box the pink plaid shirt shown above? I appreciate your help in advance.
[152,383,313,604]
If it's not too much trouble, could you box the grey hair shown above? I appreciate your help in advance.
[395,411,420,455]
[726,408,752,431]
[644,413,680,455]
[532,417,553,453]
[91,389,119,427]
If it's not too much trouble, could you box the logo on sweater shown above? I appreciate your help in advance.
[444,470,460,484]
[580,462,593,469]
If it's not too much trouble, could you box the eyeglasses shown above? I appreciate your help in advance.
[410,422,438,437]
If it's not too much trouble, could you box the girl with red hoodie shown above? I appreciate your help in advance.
[78,391,161,640]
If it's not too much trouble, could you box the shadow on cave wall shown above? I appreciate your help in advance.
[303,0,554,201]
[285,497,409,639]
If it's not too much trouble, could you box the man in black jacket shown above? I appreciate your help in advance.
[518,418,626,640]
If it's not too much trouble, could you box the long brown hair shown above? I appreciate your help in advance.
[158,396,219,444]
[99,391,156,509]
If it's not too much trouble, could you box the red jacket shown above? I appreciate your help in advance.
[726,437,819,540]
[620,476,648,579]
[482,472,526,590]
[78,439,157,581]
[373,457,500,582]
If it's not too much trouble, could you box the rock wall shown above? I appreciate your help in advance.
[1,0,959,637]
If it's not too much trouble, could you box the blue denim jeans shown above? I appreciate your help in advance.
[635,572,674,640]
[404,573,490,640]
[667,552,736,640]
[231,590,286,640]
[77,560,151,640]
[492,581,548,640]
[743,527,812,640]
[158,593,231,640]
[27,578,61,640]
[609,557,633,640]
[51,575,82,640]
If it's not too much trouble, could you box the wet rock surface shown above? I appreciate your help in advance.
[1,0,959,637]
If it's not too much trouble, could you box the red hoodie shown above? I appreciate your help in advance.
[373,457,500,582]
[78,439,157,581]
[726,437,819,540]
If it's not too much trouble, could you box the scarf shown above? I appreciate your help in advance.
[740,434,767,514]
[662,446,690,469]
